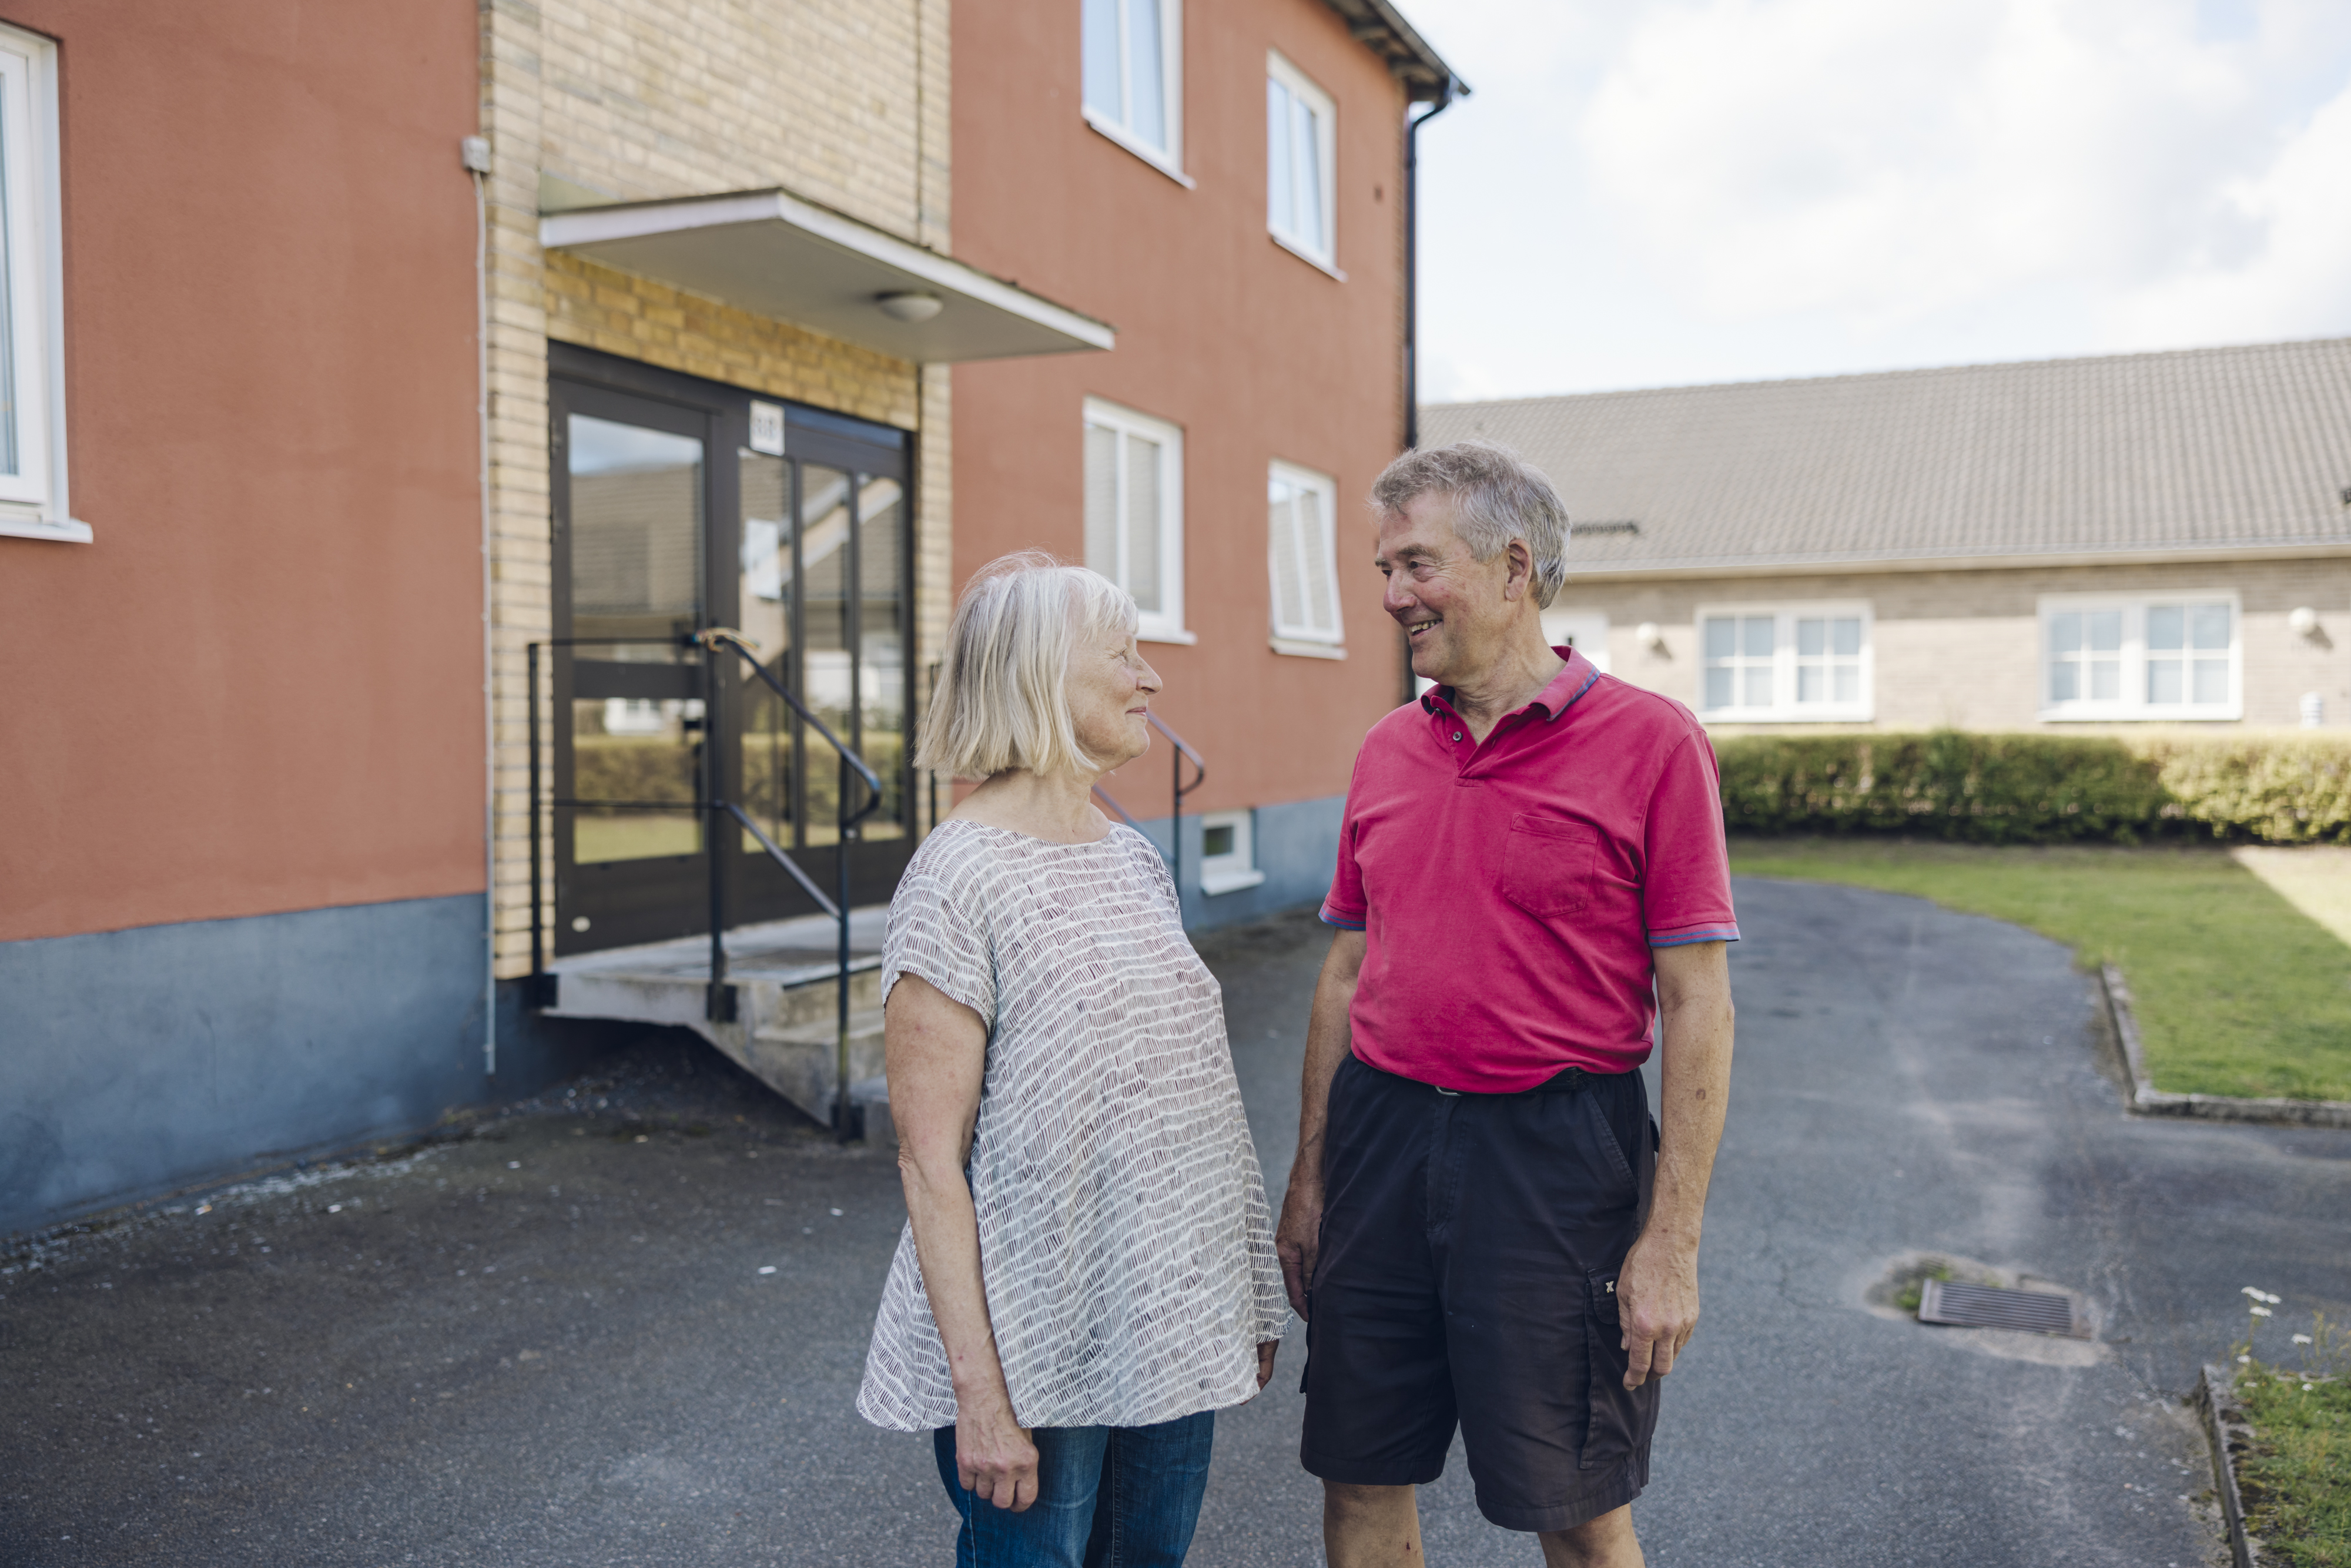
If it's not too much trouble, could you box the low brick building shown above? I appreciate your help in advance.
[1426,339,2351,734]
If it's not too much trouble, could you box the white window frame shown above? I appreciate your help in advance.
[1265,51,1339,275]
[1540,609,1610,673]
[1197,808,1267,896]
[1267,459,1344,658]
[1695,601,1875,722]
[1083,397,1190,644]
[1081,0,1190,186]
[0,24,76,544]
[2037,591,2242,722]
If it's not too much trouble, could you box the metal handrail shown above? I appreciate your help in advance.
[524,628,886,1141]
[1090,712,1205,910]
[1154,714,1207,909]
[695,628,882,1142]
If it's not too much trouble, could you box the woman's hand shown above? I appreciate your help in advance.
[1256,1339,1280,1392]
[955,1391,1040,1511]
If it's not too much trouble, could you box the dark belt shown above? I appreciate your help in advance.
[1355,1053,1622,1097]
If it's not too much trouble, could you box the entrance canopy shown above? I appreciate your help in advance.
[540,189,1115,364]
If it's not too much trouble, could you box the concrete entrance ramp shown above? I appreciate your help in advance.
[542,907,890,1125]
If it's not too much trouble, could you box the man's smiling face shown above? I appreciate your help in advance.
[1375,491,1520,689]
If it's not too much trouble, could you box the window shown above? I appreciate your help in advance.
[2039,594,2239,719]
[1197,809,1267,895]
[1697,603,1873,721]
[0,24,72,544]
[1083,0,1185,179]
[1083,398,1189,643]
[1540,610,1610,673]
[1268,461,1342,656]
[1266,52,1337,271]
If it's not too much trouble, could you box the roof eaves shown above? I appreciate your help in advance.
[1318,0,1465,102]
[1562,537,2351,582]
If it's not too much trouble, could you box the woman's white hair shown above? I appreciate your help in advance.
[916,551,1141,780]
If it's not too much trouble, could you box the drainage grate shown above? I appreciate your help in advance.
[1918,1278,2087,1338]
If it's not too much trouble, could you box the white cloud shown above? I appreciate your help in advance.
[2102,72,2351,344]
[1409,0,2351,395]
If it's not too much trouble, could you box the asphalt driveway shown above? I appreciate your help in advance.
[5,877,2347,1566]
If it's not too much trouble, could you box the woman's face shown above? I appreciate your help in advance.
[1068,624,1161,773]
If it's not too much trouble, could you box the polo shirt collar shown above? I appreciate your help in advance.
[1421,646,1603,725]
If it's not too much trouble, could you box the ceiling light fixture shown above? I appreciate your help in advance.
[875,291,944,323]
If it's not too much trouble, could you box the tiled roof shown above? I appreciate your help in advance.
[1420,337,2351,575]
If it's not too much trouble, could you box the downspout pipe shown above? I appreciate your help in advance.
[1402,76,1459,455]
[464,135,496,1077]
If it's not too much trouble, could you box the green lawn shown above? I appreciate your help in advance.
[2237,1363,2351,1567]
[1726,837,2351,1102]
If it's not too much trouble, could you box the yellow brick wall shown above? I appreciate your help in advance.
[544,253,919,427]
[535,0,949,246]
[477,0,953,976]
[1555,558,2351,735]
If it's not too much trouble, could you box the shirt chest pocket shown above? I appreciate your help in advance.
[1500,814,1601,919]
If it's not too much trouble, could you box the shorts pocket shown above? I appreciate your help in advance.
[1500,815,1600,920]
[1581,1269,1663,1470]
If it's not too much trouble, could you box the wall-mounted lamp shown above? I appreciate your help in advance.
[1635,621,1669,656]
[2288,605,2320,638]
[876,291,944,323]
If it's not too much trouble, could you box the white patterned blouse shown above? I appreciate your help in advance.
[856,819,1289,1432]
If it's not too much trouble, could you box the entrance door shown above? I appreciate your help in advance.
[548,347,916,957]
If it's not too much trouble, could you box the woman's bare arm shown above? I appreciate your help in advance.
[888,973,1037,1512]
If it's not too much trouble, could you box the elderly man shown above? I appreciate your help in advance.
[1277,442,1738,1568]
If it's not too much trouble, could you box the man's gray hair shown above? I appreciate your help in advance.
[1369,441,1570,609]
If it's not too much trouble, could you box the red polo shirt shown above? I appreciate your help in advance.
[1319,648,1739,1090]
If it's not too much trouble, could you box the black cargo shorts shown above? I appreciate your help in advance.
[1299,1052,1661,1535]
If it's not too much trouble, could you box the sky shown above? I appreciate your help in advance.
[1405,0,2351,401]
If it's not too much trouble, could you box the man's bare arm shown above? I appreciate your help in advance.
[1274,928,1367,1318]
[1616,939,1734,1390]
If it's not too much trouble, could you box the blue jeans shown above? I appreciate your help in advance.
[932,1410,1215,1567]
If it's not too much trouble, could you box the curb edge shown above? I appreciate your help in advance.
[2100,965,2351,1130]
[2198,1363,2260,1568]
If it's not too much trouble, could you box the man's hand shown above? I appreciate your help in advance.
[955,1391,1040,1511]
[1615,1231,1700,1391]
[1275,1174,1321,1319]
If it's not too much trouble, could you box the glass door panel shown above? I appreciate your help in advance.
[551,374,715,956]
[737,448,795,855]
[567,414,703,660]
[798,463,853,849]
[857,475,907,840]
[571,695,705,862]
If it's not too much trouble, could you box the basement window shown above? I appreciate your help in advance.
[1198,810,1265,895]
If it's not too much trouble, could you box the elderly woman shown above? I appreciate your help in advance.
[858,553,1288,1566]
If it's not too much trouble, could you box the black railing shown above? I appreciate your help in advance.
[1093,713,1205,907]
[525,628,883,1141]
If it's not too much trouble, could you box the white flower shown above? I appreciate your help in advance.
[2304,1385,2316,1392]
[2238,1354,2252,1363]
[2293,1334,2314,1345]
[2243,1286,2265,1299]
[2264,1291,2282,1304]
[2250,1306,2273,1317]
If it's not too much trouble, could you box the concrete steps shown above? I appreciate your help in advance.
[543,908,890,1127]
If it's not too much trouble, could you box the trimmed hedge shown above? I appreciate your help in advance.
[1716,731,2351,845]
